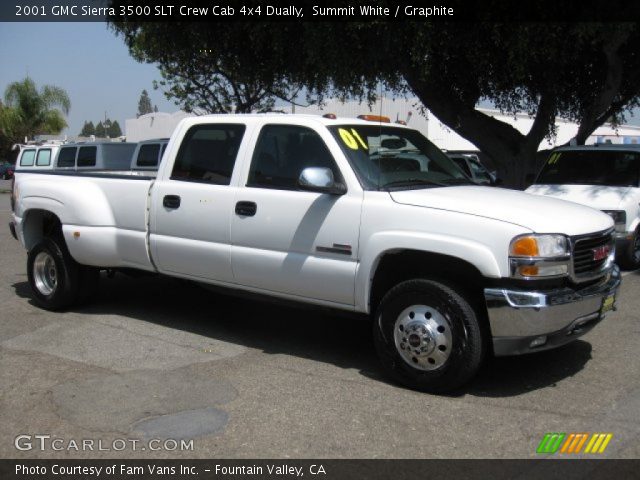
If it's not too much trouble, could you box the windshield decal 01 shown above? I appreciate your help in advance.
[338,128,368,150]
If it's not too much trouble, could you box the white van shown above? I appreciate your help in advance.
[55,142,137,172]
[14,143,60,172]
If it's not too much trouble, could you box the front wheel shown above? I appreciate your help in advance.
[27,236,83,310]
[373,279,485,393]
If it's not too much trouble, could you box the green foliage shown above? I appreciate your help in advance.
[137,89,153,117]
[80,121,95,137]
[95,121,106,137]
[82,118,122,138]
[108,120,122,138]
[2,77,70,141]
[111,21,307,113]
[1,77,70,161]
[108,7,640,186]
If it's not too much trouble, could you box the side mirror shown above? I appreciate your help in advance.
[298,167,346,195]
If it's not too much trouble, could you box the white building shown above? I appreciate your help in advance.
[125,111,192,142]
[125,97,640,150]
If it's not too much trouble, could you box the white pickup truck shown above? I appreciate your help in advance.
[9,114,621,392]
[527,144,640,270]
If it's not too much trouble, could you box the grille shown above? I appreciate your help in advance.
[572,231,613,279]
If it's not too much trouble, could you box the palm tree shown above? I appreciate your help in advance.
[3,77,71,141]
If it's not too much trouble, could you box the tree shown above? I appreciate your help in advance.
[137,89,153,117]
[95,121,106,137]
[108,120,122,138]
[111,23,307,114]
[0,101,21,160]
[80,121,95,137]
[2,77,70,142]
[109,10,640,187]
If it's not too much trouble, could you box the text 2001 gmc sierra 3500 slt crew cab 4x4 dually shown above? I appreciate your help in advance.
[9,114,621,392]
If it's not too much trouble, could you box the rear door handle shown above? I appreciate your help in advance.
[235,201,257,217]
[163,195,181,209]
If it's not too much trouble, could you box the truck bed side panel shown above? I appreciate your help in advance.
[16,172,154,270]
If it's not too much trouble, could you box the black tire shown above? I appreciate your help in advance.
[620,229,640,270]
[27,236,84,310]
[373,279,485,393]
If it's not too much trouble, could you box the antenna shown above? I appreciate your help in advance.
[377,81,384,191]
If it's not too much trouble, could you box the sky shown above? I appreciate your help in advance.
[1,22,639,138]
[0,22,176,136]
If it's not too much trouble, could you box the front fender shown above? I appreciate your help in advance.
[355,231,505,313]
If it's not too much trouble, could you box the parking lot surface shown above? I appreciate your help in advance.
[0,193,638,459]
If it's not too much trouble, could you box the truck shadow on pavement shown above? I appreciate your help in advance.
[12,273,592,398]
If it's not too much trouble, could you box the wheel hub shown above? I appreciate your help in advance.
[394,304,452,371]
[33,251,58,296]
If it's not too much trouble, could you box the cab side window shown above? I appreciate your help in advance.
[20,149,36,167]
[171,124,245,185]
[248,125,340,190]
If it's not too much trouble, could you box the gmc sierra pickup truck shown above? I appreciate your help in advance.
[9,114,621,392]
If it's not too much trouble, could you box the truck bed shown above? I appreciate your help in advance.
[14,170,155,271]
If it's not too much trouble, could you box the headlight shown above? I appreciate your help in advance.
[509,234,570,278]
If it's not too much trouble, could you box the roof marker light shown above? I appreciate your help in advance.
[357,115,390,123]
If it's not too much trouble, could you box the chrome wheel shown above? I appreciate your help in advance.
[393,304,453,371]
[33,251,58,296]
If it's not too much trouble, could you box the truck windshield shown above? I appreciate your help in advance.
[536,150,640,187]
[329,125,471,190]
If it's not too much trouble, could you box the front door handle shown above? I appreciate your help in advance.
[163,195,181,209]
[235,201,257,217]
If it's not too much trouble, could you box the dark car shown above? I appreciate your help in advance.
[0,161,14,180]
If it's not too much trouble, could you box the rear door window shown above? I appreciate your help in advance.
[171,124,246,184]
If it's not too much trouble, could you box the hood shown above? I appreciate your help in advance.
[390,186,613,236]
[526,184,633,211]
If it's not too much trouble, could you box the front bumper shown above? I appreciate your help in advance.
[484,266,621,356]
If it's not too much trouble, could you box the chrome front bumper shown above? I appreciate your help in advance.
[484,266,621,356]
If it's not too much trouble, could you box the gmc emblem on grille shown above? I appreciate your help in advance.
[592,245,610,261]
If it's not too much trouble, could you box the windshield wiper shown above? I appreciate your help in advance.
[441,177,477,185]
[380,178,446,190]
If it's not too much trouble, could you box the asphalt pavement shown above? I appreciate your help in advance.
[0,193,638,459]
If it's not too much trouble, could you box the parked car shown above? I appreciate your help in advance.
[527,144,640,269]
[447,152,497,185]
[10,114,620,393]
[0,161,14,180]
